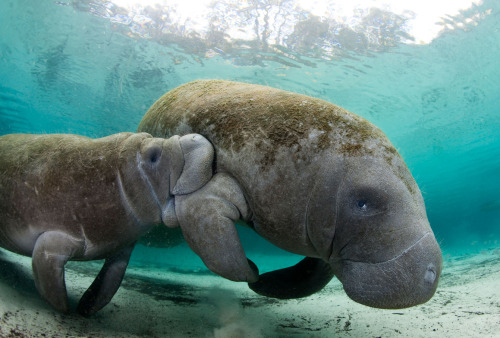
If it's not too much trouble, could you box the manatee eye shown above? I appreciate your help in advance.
[357,200,368,210]
[150,152,159,163]
[349,188,387,216]
[145,146,162,165]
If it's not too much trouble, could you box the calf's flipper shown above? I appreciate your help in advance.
[77,244,134,317]
[32,231,85,312]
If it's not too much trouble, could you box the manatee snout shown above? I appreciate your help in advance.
[135,133,214,228]
[339,232,442,309]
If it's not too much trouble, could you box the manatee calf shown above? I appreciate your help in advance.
[138,80,442,309]
[0,132,213,316]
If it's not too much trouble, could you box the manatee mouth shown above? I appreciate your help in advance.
[161,197,179,228]
[339,233,442,309]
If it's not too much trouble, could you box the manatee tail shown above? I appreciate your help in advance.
[248,257,335,299]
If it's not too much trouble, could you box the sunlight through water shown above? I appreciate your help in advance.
[110,0,485,44]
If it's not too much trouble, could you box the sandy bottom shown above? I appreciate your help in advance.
[1,247,499,337]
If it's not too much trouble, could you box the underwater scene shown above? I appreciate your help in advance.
[0,0,499,337]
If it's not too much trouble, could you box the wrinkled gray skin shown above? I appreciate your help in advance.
[0,132,213,316]
[138,80,443,309]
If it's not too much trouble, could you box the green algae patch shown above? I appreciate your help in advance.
[139,80,391,167]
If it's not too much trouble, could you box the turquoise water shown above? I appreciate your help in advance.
[1,0,499,274]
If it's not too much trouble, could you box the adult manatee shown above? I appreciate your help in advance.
[0,132,213,316]
[137,80,442,309]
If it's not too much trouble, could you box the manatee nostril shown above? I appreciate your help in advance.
[424,263,437,284]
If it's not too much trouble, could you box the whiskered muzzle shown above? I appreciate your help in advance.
[340,233,442,309]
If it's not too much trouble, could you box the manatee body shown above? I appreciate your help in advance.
[138,80,443,309]
[0,132,213,316]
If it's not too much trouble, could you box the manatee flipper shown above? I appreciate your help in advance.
[175,173,258,282]
[32,231,85,312]
[248,257,335,299]
[76,244,134,317]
